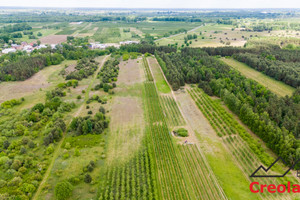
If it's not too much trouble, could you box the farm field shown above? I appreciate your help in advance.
[220,58,295,97]
[187,87,299,200]
[1,7,300,200]
[155,24,297,48]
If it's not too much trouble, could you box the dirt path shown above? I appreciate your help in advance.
[32,55,109,200]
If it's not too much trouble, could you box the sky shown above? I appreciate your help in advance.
[1,0,300,8]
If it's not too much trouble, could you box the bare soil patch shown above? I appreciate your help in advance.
[106,96,144,164]
[117,58,145,86]
[64,63,76,75]
[39,35,68,44]
[109,96,143,129]
[0,64,64,103]
[173,86,221,153]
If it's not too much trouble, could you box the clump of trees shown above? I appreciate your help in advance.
[184,34,197,44]
[1,98,23,108]
[70,112,109,135]
[55,181,73,200]
[0,84,75,198]
[94,59,119,93]
[66,58,99,80]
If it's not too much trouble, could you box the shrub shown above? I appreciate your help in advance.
[84,174,92,183]
[77,95,82,100]
[174,128,188,137]
[99,106,105,114]
[55,181,73,200]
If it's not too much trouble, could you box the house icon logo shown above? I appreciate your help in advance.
[250,157,300,178]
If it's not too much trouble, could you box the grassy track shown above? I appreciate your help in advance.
[220,58,295,97]
[146,57,171,93]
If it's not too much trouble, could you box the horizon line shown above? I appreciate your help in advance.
[0,6,300,10]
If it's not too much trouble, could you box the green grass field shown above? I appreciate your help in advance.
[146,56,171,93]
[220,58,295,97]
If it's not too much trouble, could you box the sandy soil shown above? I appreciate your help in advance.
[0,64,63,103]
[110,97,143,130]
[173,86,222,154]
[117,58,145,86]
[64,63,76,75]
[39,35,68,44]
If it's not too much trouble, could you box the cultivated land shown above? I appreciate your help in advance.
[106,58,146,164]
[1,9,300,200]
[220,58,295,97]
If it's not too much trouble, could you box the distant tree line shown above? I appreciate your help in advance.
[0,53,64,81]
[0,44,108,82]
[0,23,32,33]
[201,46,300,88]
[120,42,177,54]
[0,14,146,23]
[153,17,202,22]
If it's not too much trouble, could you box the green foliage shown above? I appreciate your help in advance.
[84,174,92,183]
[122,53,130,61]
[70,112,109,135]
[66,58,99,81]
[174,128,188,137]
[55,181,73,200]
[157,48,299,166]
[1,98,22,108]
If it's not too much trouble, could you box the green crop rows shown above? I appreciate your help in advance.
[159,96,185,128]
[188,87,295,200]
[98,145,157,200]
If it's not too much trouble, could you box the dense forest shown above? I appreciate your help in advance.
[0,53,64,81]
[155,48,300,167]
[201,46,300,88]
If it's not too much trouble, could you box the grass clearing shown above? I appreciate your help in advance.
[0,60,76,107]
[146,57,171,93]
[220,58,295,97]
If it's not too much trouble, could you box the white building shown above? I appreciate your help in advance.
[23,45,34,53]
[36,44,47,49]
[119,41,139,45]
[90,43,107,50]
[2,48,16,54]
